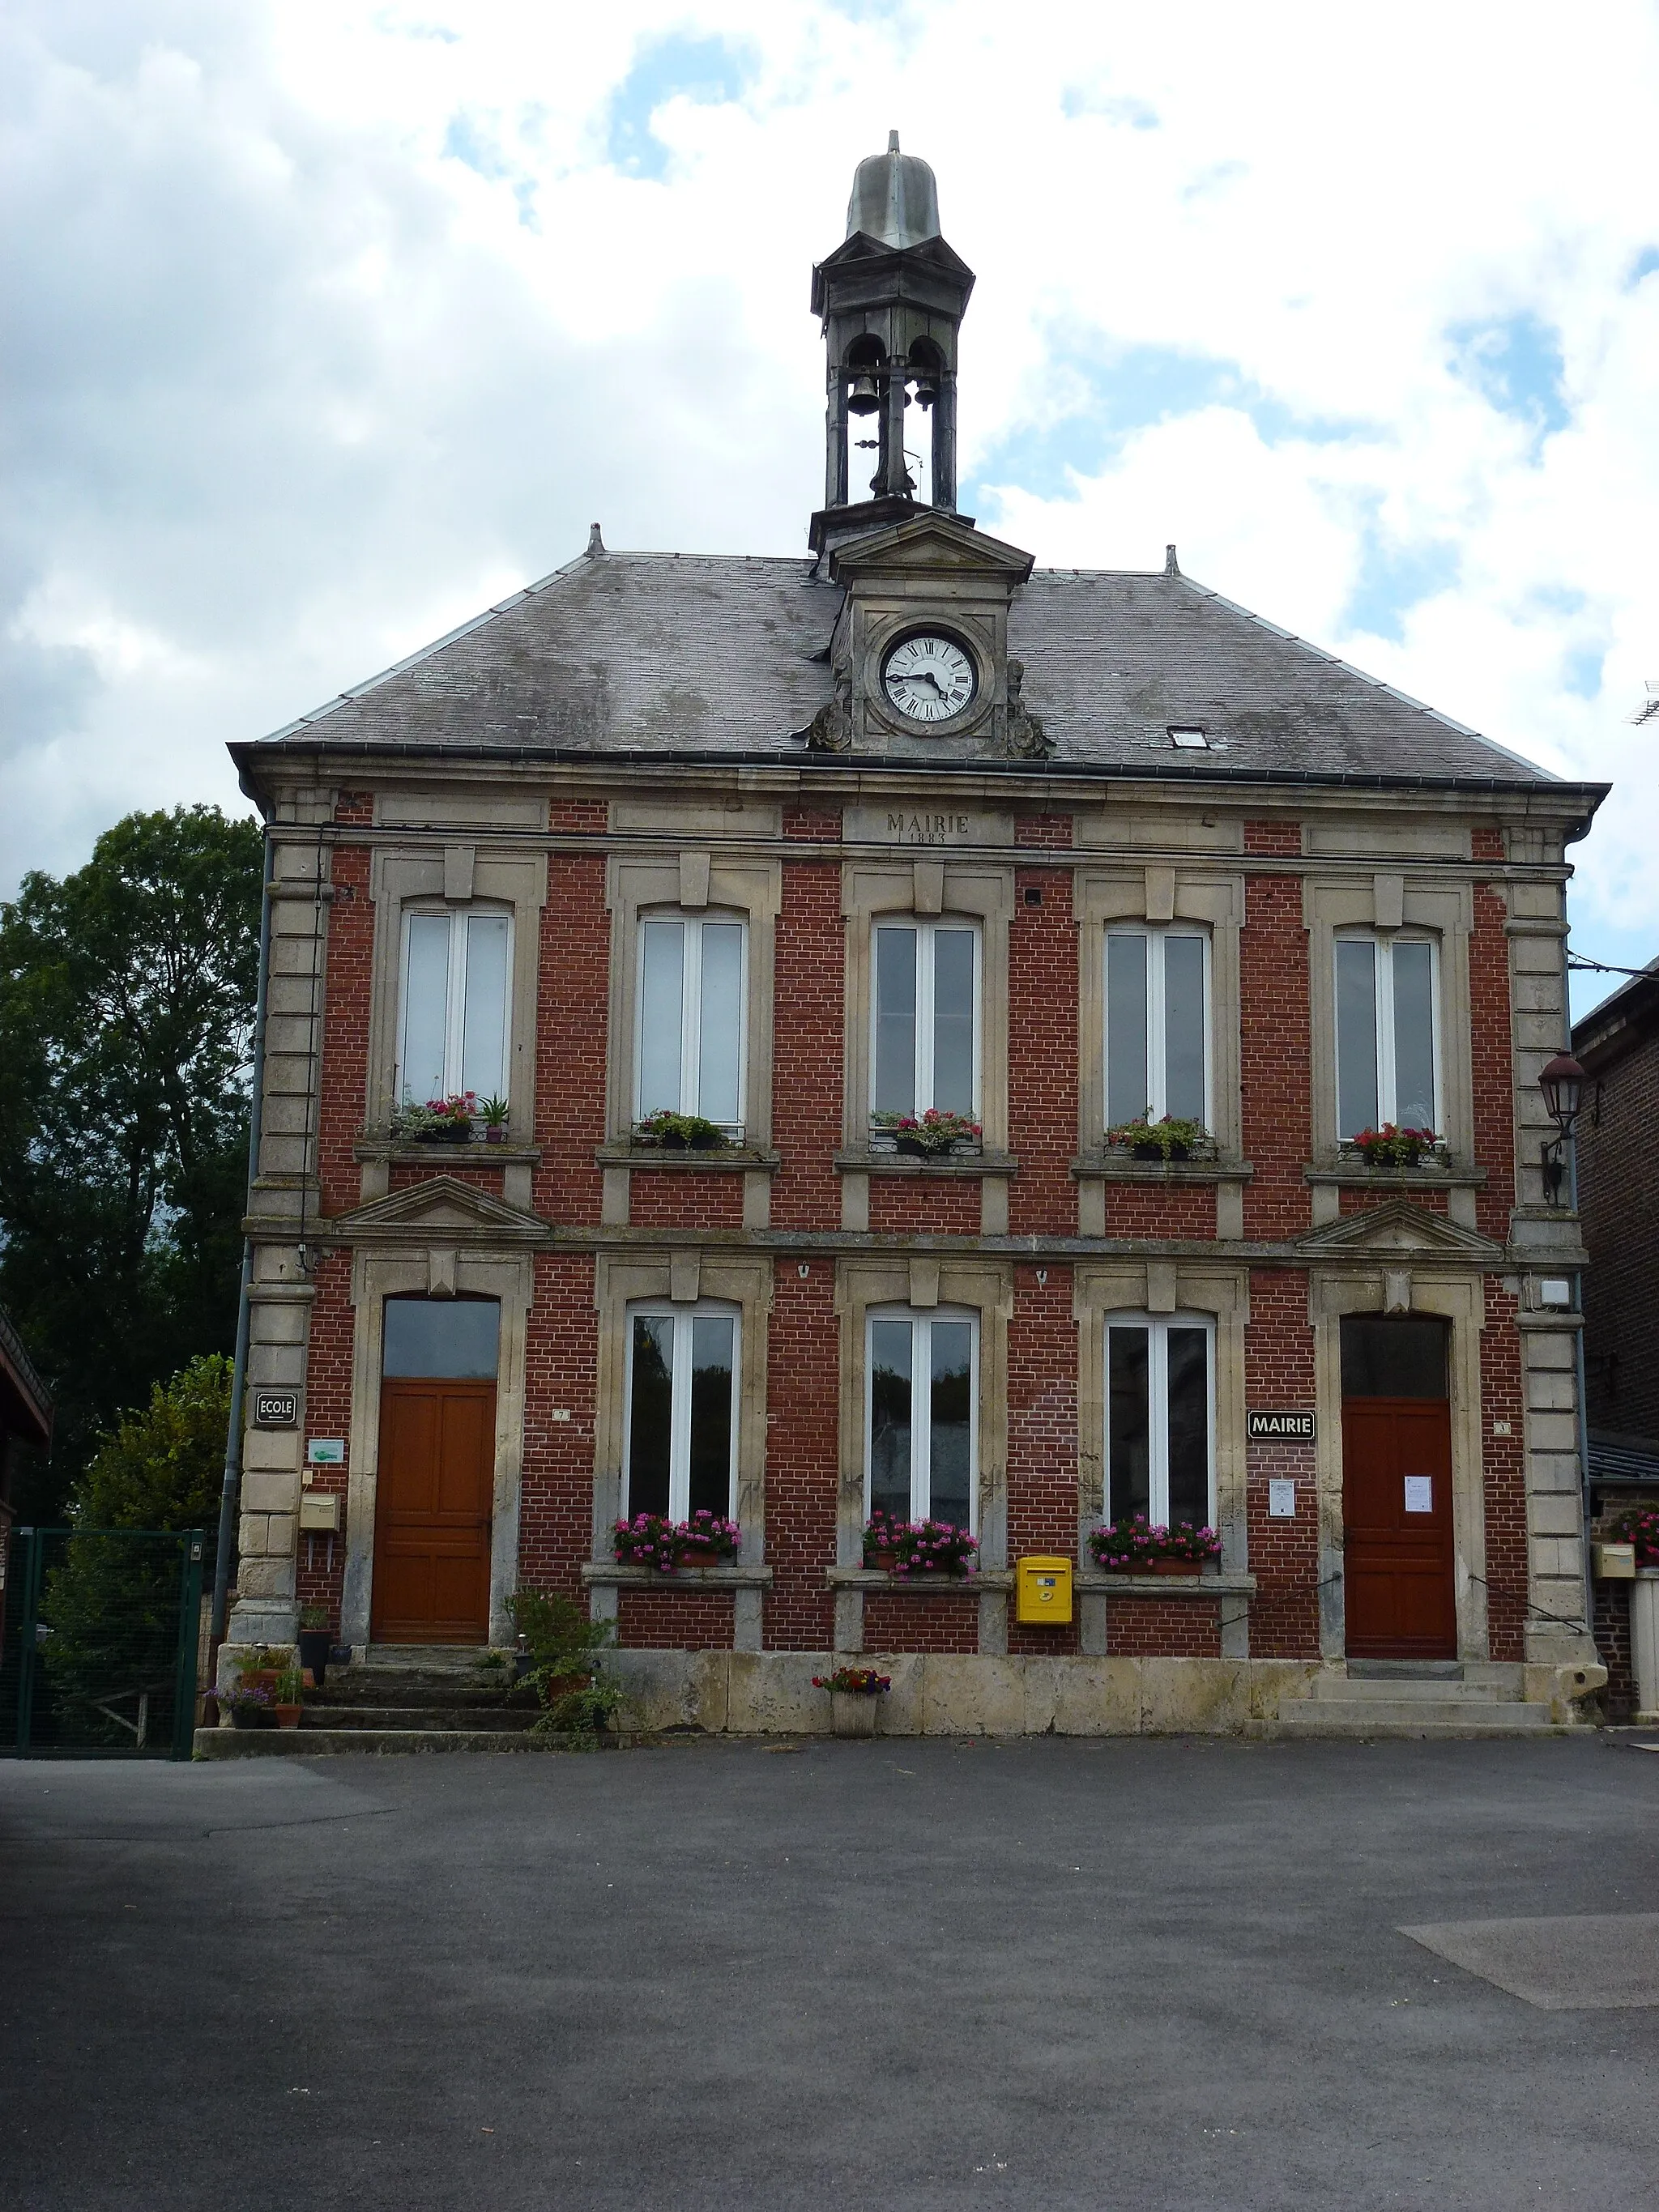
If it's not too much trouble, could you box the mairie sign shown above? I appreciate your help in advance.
[1247,1410,1316,1442]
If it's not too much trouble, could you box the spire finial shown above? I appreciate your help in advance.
[1164,543,1179,576]
[888,129,900,152]
[586,522,605,559]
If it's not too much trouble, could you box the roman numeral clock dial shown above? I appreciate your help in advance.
[882,634,977,724]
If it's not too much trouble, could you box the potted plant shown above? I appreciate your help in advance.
[1610,1503,1659,1566]
[1106,1114,1209,1162]
[633,1110,728,1151]
[222,1681,276,1731]
[479,1094,510,1144]
[505,1586,625,1746]
[296,1605,331,1688]
[392,1092,478,1144]
[812,1664,891,1738]
[1088,1515,1222,1575]
[273,1666,305,1730]
[233,1644,286,1692]
[612,1511,742,1572]
[872,1108,983,1157]
[1347,1123,1440,1169]
[861,1514,979,1577]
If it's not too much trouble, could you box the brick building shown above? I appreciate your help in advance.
[220,140,1610,1734]
[1573,958,1659,1719]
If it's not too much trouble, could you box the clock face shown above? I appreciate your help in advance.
[882,633,977,723]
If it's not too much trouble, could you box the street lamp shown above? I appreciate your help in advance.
[1539,1052,1585,1206]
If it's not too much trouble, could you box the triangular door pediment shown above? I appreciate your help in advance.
[1297,1196,1502,1261]
[830,511,1034,585]
[328,1174,548,1242]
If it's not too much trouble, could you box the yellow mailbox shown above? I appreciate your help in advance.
[1015,1555,1073,1626]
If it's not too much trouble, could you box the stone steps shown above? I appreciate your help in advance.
[196,1725,559,1758]
[1303,1675,1503,1703]
[303,1703,539,1732]
[1277,1699,1558,1737]
[203,1648,552,1754]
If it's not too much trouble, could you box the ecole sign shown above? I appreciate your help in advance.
[251,1390,300,1430]
[1247,1410,1316,1443]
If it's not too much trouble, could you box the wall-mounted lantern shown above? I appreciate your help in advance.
[1539,1052,1586,1206]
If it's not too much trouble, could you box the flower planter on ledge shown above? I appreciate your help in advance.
[830,1691,880,1737]
[1118,1560,1205,1577]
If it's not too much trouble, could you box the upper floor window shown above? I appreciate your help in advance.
[1106,1312,1213,1528]
[867,1307,977,1529]
[1335,934,1438,1136]
[872,920,979,1120]
[625,1302,739,1521]
[637,914,746,1133]
[398,906,511,1106]
[1105,927,1209,1127]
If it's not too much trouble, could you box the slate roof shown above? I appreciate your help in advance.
[245,541,1576,793]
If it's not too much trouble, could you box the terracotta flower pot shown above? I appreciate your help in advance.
[830,1690,881,1738]
[274,1703,303,1730]
[1119,1558,1203,1576]
[484,1126,506,1144]
[676,1546,719,1570]
[865,1548,900,1571]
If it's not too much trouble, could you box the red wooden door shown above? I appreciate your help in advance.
[1341,1396,1456,1659]
[371,1378,495,1643]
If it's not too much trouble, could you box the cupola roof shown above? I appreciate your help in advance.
[845,130,940,248]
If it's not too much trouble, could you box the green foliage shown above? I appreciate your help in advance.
[1105,1114,1209,1157]
[504,1585,625,1745]
[0,805,262,1514]
[633,1110,727,1148]
[68,1355,232,1532]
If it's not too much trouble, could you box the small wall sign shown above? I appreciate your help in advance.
[307,1438,346,1466]
[1268,1479,1297,1519]
[1247,1410,1316,1442]
[252,1390,299,1429]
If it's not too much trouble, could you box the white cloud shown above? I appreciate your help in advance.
[2,0,1656,1004]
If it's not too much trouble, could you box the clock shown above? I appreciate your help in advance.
[882,633,977,723]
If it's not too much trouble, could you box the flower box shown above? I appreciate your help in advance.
[813,1666,891,1736]
[861,1511,978,1576]
[871,1109,983,1159]
[1346,1124,1442,1170]
[1088,1516,1222,1572]
[613,1511,741,1572]
[1107,1115,1209,1163]
[1117,1558,1205,1577]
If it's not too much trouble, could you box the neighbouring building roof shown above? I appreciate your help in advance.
[1588,1430,1659,1488]
[1573,957,1659,1066]
[0,1307,52,1454]
[238,546,1588,796]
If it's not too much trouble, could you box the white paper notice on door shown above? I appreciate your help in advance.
[1404,1475,1434,1514]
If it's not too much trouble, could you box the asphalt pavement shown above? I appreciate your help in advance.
[2,1734,1656,2211]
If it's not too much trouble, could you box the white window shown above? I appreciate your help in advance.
[1105,1313,1215,1528]
[636,914,747,1132]
[624,1303,739,1521]
[397,907,512,1106]
[1105,926,1210,1127]
[865,1307,978,1529]
[872,920,979,1120]
[1334,934,1439,1136]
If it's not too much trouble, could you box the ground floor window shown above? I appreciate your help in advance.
[1106,1313,1214,1526]
[866,1307,977,1528]
[624,1304,739,1521]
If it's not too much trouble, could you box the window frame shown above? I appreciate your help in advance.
[868,916,983,1124]
[394,901,515,1107]
[1333,929,1442,1136]
[621,1299,742,1524]
[633,908,750,1136]
[1102,1309,1217,1528]
[862,1303,980,1530]
[1102,923,1213,1128]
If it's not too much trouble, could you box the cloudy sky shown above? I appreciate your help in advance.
[5,0,1656,1009]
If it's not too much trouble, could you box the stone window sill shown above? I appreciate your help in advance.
[834,1149,1018,1179]
[595,1143,780,1174]
[1305,1161,1486,1191]
[355,1139,541,1166]
[581,1562,774,1588]
[1078,1571,1256,1597]
[826,1567,1011,1592]
[1072,1153,1253,1185]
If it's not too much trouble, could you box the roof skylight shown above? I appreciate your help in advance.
[1168,726,1209,749]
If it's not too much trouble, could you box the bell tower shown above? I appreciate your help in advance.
[809,133,976,555]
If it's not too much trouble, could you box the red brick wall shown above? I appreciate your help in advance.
[517,1253,601,1605]
[294,1251,356,1629]
[617,1588,736,1649]
[1104,1185,1218,1238]
[1337,1185,1449,1216]
[627,1171,745,1229]
[784,805,842,842]
[1009,860,1078,1235]
[1243,1268,1320,1656]
[770,856,844,1230]
[1592,1578,1635,1717]
[1579,1023,1659,1438]
[315,843,373,1217]
[763,1262,838,1652]
[334,792,373,826]
[1107,1596,1222,1656]
[1240,847,1311,1238]
[1006,1264,1081,1656]
[1479,1280,1528,1664]
[1469,884,1516,1238]
[863,1592,979,1653]
[531,851,608,1228]
[868,1178,983,1234]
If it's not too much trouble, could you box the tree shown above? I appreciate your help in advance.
[0,806,263,1519]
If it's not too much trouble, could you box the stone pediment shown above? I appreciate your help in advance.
[326,1174,549,1245]
[830,511,1034,586]
[1296,1197,1502,1262]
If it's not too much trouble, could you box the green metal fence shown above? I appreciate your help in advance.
[0,1528,205,1760]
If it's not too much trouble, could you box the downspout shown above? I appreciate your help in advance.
[211,823,274,1643]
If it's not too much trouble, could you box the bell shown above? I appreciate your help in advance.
[911,373,939,411]
[847,372,881,415]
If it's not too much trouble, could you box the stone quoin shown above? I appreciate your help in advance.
[216,135,1610,1738]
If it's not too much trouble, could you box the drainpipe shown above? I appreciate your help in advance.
[211,824,275,1644]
